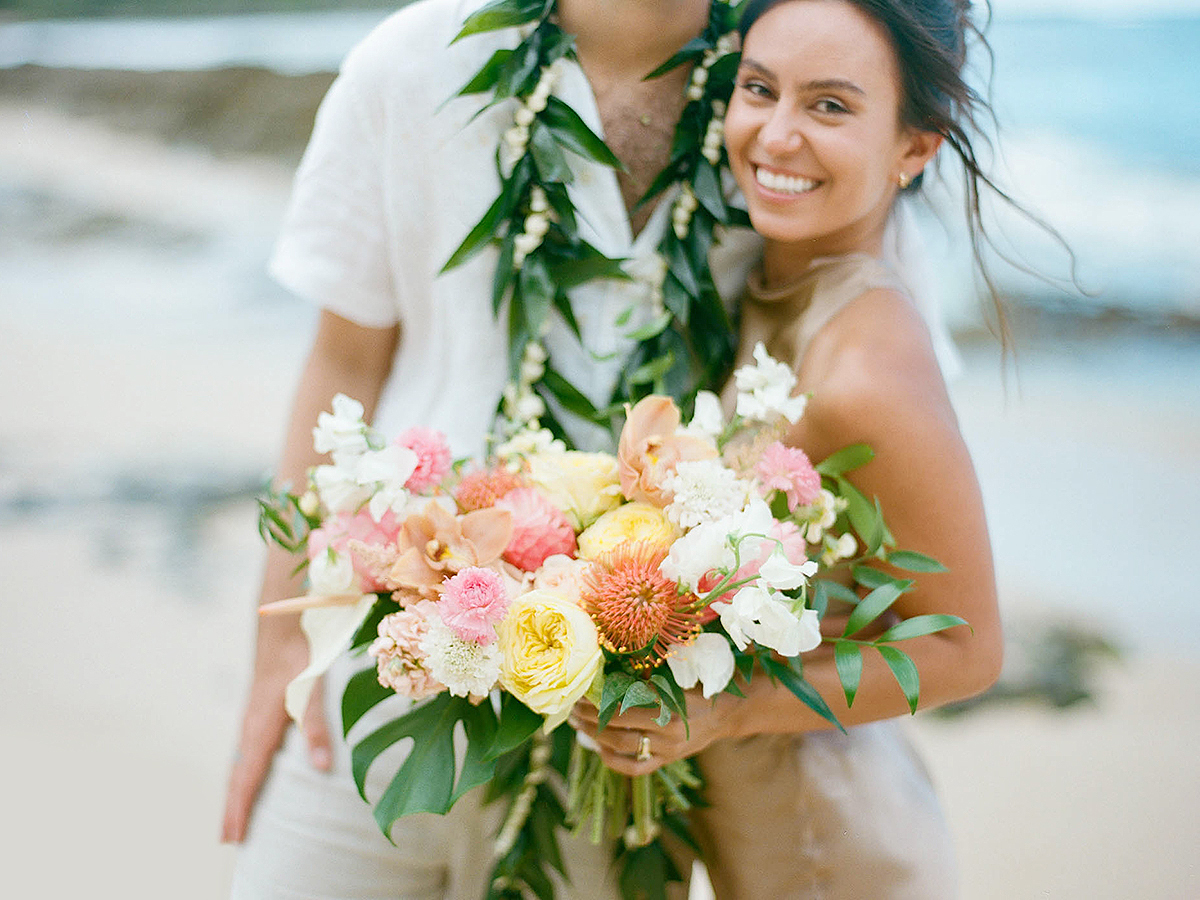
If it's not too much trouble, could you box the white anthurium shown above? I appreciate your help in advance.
[667,632,735,699]
[712,584,822,657]
[284,594,377,724]
[757,547,819,591]
[312,393,370,458]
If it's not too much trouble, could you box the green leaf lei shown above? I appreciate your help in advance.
[442,0,750,449]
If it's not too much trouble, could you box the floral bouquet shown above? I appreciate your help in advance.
[258,343,965,900]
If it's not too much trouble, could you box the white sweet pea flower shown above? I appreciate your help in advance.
[683,390,725,441]
[313,393,370,458]
[725,498,777,563]
[757,546,819,591]
[659,517,736,593]
[666,633,735,699]
[355,444,418,487]
[308,547,355,595]
[312,463,372,514]
[712,585,821,657]
[734,342,808,424]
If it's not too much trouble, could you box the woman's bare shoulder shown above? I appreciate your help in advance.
[793,287,958,457]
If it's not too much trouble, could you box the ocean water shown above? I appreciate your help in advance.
[2,9,1198,319]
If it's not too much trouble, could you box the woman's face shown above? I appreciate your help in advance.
[724,0,937,262]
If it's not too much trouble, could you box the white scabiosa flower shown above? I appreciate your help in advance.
[663,458,750,529]
[419,615,502,698]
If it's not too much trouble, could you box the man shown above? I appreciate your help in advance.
[222,0,755,896]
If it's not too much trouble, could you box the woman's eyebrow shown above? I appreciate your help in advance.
[739,58,866,97]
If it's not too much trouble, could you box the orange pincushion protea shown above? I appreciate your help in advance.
[581,541,704,671]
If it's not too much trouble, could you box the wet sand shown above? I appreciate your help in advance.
[2,99,1198,899]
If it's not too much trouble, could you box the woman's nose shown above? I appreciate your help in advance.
[759,106,804,155]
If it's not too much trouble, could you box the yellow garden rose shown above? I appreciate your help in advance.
[576,501,678,560]
[497,589,603,730]
[526,450,623,531]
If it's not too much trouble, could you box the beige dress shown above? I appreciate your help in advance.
[692,253,958,899]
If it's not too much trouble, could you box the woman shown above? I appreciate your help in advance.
[572,0,1005,895]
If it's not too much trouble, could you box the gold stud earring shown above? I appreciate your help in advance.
[897,171,912,189]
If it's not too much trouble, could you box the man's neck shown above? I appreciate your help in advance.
[557,0,713,78]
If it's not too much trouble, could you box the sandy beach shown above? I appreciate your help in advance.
[2,81,1198,900]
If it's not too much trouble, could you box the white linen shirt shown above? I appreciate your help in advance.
[270,0,761,454]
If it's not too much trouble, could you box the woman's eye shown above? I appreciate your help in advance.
[814,98,849,114]
[738,78,774,99]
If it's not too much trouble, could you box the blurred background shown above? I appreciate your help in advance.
[1,0,1197,897]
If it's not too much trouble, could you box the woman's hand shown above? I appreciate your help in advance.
[221,614,331,843]
[569,688,740,776]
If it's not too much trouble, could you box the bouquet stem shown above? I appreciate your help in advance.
[627,773,659,847]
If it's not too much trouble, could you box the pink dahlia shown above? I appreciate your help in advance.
[308,508,403,592]
[756,441,822,511]
[582,541,704,671]
[454,466,528,512]
[438,566,510,645]
[395,427,452,493]
[495,487,577,572]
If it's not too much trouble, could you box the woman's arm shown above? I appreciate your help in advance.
[577,289,1003,774]
[221,309,400,842]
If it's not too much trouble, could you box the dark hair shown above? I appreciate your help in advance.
[737,0,1073,348]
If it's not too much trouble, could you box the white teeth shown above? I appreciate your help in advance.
[755,167,819,194]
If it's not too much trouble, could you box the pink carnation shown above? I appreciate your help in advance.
[308,508,403,592]
[438,566,510,644]
[495,487,577,572]
[756,442,822,511]
[395,427,452,493]
[368,603,445,700]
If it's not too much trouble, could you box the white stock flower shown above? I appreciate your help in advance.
[308,547,355,595]
[419,615,502,698]
[757,546,819,591]
[666,632,735,699]
[712,585,821,657]
[663,458,750,529]
[497,426,565,462]
[734,342,808,424]
[312,393,370,458]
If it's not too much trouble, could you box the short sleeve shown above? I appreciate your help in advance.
[268,51,399,328]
